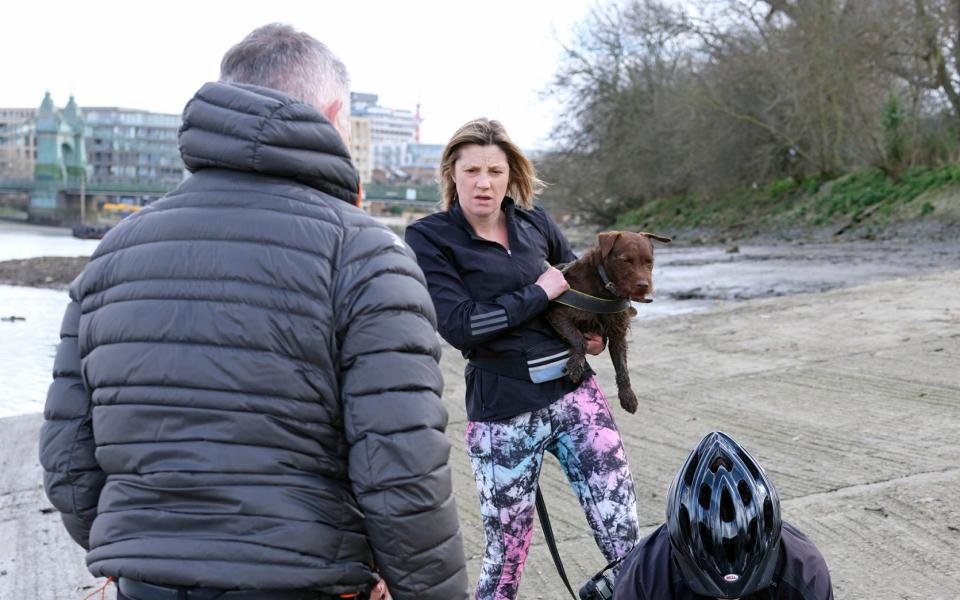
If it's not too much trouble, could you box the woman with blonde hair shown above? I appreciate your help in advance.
[405,118,640,600]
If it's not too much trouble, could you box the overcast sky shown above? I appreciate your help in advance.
[2,0,597,149]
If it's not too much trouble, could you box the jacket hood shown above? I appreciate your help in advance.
[179,81,359,205]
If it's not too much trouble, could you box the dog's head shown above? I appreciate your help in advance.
[597,231,671,302]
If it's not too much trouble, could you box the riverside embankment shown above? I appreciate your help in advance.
[5,232,960,418]
[1,263,958,598]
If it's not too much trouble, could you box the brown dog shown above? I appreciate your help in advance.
[545,231,670,413]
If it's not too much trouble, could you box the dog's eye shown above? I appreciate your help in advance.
[617,255,632,263]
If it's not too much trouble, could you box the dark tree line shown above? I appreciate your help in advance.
[539,0,960,223]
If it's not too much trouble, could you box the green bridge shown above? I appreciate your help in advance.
[0,172,440,225]
[0,94,178,224]
[0,92,440,224]
[0,175,174,224]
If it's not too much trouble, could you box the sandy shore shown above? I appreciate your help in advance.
[2,268,958,599]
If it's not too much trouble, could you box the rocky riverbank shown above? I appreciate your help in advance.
[0,256,88,290]
[5,237,960,313]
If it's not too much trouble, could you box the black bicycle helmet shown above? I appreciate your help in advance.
[665,431,782,598]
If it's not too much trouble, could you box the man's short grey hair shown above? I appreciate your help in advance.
[220,23,350,125]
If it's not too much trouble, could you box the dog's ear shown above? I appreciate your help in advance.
[598,232,622,259]
[639,232,672,244]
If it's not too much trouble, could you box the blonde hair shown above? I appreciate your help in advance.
[440,118,544,210]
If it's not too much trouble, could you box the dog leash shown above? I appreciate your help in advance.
[537,485,626,600]
[535,485,579,600]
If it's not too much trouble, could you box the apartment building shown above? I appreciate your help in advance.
[350,92,419,174]
[0,108,38,179]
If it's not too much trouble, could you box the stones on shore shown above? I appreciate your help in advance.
[0,256,89,289]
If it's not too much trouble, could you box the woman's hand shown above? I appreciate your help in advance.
[584,332,606,355]
[371,579,391,600]
[535,266,570,300]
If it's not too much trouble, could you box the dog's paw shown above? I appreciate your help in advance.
[565,355,586,382]
[619,388,639,414]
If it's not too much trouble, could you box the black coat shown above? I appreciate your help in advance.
[405,200,582,421]
[614,522,833,600]
[38,82,468,600]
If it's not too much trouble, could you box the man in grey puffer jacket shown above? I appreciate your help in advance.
[39,23,468,600]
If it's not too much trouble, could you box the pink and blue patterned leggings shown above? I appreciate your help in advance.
[465,375,639,600]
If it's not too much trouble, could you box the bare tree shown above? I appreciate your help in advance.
[543,1,697,221]
[860,0,960,126]
[542,0,954,225]
[692,1,893,178]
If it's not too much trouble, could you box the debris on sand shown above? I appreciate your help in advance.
[0,257,89,290]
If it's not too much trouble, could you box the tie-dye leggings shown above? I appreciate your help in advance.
[464,375,639,600]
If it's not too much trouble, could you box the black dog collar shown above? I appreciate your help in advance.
[552,289,632,314]
[596,263,621,297]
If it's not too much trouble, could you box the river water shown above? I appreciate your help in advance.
[0,224,101,416]
[3,222,960,418]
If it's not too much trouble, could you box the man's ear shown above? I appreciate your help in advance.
[322,98,351,146]
[322,98,343,128]
[598,231,622,259]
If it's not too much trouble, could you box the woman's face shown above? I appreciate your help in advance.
[452,144,510,222]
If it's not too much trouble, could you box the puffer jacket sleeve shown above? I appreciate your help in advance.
[335,225,468,600]
[38,297,106,550]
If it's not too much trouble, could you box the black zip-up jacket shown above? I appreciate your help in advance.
[404,200,583,421]
[614,523,834,600]
[38,82,468,600]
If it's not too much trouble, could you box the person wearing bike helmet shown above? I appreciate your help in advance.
[614,431,833,600]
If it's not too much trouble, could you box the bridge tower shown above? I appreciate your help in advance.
[30,93,88,223]
[62,96,87,179]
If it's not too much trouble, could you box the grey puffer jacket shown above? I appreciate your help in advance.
[38,82,468,599]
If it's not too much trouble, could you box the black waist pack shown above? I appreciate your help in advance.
[469,338,575,384]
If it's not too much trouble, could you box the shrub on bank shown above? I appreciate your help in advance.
[614,164,960,240]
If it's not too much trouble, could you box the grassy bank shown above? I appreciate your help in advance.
[615,165,960,242]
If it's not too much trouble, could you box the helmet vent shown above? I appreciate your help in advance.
[763,497,774,534]
[747,518,758,548]
[698,484,712,510]
[710,456,731,473]
[678,504,691,540]
[699,523,714,554]
[720,487,735,522]
[738,480,753,505]
[739,448,760,479]
[684,452,699,486]
[722,537,737,566]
